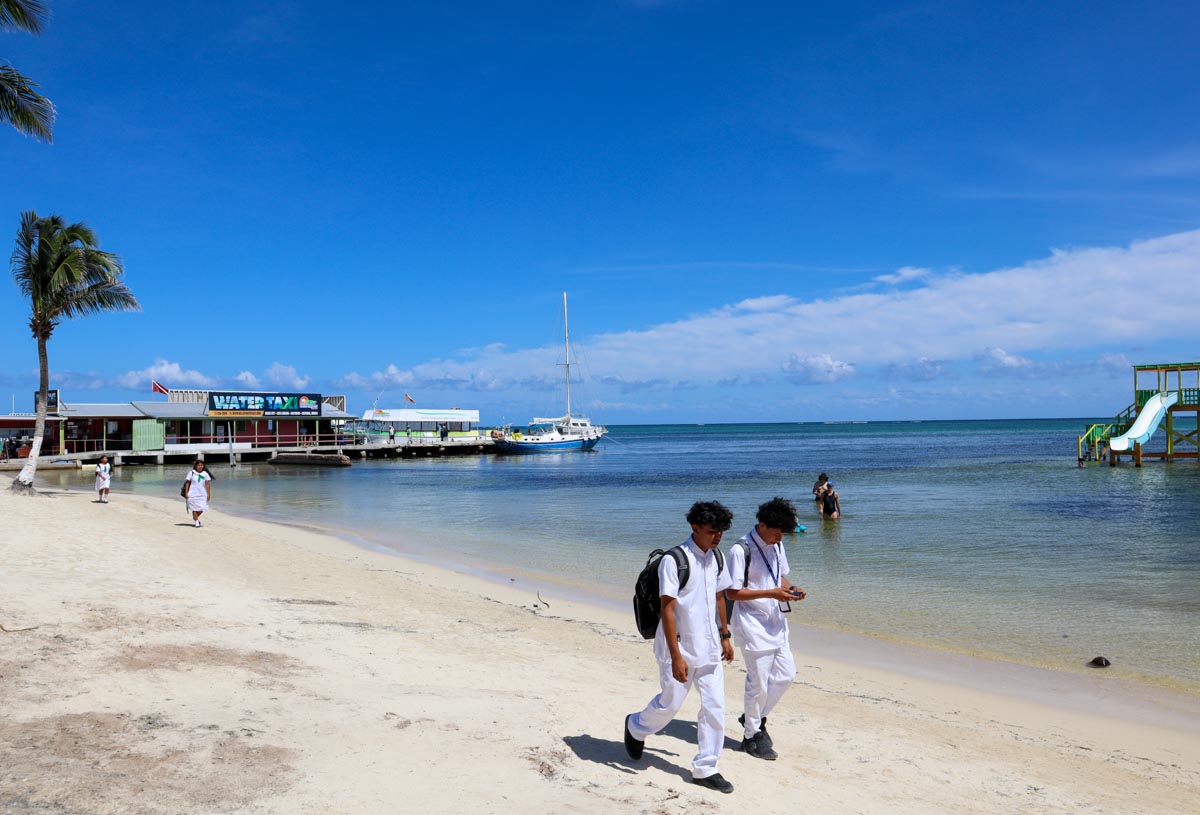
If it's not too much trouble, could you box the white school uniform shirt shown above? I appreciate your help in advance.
[728,527,791,651]
[653,537,733,668]
[186,470,211,491]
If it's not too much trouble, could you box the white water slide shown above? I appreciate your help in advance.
[1108,391,1179,452]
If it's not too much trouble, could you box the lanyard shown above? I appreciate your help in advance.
[749,531,780,586]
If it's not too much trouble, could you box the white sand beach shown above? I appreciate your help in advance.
[2,485,1197,815]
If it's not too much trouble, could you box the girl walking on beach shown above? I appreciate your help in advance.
[184,460,213,527]
[95,455,112,503]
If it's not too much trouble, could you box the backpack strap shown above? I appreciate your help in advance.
[668,545,690,592]
[735,540,750,588]
[672,544,726,590]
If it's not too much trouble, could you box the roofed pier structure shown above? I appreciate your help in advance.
[1078,362,1200,467]
[1,391,491,470]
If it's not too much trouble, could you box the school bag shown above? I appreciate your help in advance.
[633,545,726,639]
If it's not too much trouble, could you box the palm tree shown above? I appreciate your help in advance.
[10,211,139,493]
[1,0,55,142]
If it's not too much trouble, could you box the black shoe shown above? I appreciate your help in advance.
[691,773,734,794]
[623,714,644,760]
[739,714,773,750]
[741,731,778,761]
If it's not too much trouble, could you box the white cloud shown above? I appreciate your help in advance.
[782,353,857,383]
[336,229,1200,397]
[117,359,218,389]
[1097,352,1132,373]
[235,370,261,388]
[266,362,310,390]
[336,372,370,388]
[978,347,1034,373]
[371,364,415,386]
[884,357,954,381]
[874,266,932,285]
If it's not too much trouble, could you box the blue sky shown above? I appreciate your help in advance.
[2,1,1198,423]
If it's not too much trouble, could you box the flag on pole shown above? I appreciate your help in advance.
[152,380,170,395]
[404,392,416,404]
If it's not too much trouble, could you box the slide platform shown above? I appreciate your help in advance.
[1108,391,1179,452]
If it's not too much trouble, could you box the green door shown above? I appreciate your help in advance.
[132,419,165,451]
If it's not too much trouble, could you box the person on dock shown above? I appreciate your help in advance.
[389,424,396,445]
[624,501,736,794]
[95,455,113,503]
[724,497,805,760]
[818,483,841,519]
[183,460,213,528]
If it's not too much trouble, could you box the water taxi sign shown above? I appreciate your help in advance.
[207,392,323,417]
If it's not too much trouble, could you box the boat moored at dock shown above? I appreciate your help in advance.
[491,292,607,453]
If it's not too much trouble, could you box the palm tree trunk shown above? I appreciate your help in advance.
[11,336,48,493]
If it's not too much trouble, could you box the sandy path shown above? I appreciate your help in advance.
[2,486,1197,814]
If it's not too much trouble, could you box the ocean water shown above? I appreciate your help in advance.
[42,419,1200,691]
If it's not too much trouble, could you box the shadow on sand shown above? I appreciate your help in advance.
[562,719,741,783]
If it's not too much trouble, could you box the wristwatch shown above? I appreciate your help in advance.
[719,631,732,640]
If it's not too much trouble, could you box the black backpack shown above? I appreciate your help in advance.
[633,545,726,639]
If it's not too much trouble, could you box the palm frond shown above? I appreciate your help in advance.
[10,212,139,339]
[53,279,140,320]
[0,63,55,142]
[9,209,39,296]
[0,0,48,34]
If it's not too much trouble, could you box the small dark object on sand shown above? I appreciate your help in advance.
[1088,656,1111,668]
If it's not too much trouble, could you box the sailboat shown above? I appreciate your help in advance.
[492,293,607,453]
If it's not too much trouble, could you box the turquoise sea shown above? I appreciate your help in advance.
[42,419,1200,691]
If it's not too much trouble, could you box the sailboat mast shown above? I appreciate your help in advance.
[563,291,571,418]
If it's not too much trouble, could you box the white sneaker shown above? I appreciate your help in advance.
[194,520,201,527]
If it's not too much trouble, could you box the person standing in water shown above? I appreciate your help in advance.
[819,483,841,519]
[811,473,829,504]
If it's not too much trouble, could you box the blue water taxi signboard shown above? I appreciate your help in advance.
[207,392,323,417]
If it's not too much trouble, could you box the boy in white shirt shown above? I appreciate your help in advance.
[724,497,805,760]
[624,501,736,793]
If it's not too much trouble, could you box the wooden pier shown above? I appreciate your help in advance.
[0,436,493,470]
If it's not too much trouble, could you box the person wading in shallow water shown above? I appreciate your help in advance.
[811,473,829,504]
[624,501,737,794]
[819,483,841,519]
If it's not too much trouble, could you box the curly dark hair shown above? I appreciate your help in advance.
[686,501,734,531]
[756,496,798,532]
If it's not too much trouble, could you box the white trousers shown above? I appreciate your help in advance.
[741,645,797,739]
[629,660,726,779]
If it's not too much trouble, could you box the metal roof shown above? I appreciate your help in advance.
[56,403,145,418]
[1132,362,1200,371]
[130,400,356,420]
[130,401,209,419]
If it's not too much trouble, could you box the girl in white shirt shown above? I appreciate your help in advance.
[184,460,213,527]
[95,456,112,503]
